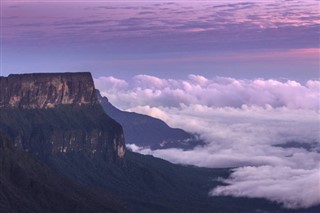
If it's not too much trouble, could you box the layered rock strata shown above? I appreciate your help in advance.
[0,72,97,109]
[0,72,125,161]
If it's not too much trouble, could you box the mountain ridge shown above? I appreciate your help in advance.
[97,90,204,150]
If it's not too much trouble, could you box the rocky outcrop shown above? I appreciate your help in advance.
[0,72,125,161]
[0,72,97,109]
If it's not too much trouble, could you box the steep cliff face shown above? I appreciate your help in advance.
[0,132,127,213]
[0,72,125,161]
[0,72,97,109]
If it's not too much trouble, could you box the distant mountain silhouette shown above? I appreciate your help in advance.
[97,90,204,150]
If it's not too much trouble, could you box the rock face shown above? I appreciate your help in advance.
[0,132,127,213]
[0,72,97,109]
[0,72,125,161]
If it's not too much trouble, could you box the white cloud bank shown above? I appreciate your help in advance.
[95,74,320,209]
[211,166,320,209]
[96,74,319,110]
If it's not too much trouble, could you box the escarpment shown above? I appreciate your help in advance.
[0,72,125,161]
[0,72,97,109]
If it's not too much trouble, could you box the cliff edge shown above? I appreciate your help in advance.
[0,72,97,109]
[0,72,125,161]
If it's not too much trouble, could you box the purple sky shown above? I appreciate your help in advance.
[1,0,319,81]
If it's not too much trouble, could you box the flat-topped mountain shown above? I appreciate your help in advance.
[0,72,97,109]
[0,72,125,161]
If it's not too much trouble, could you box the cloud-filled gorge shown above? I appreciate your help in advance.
[95,75,320,209]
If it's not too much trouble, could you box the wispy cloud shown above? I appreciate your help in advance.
[2,0,319,78]
[2,0,319,51]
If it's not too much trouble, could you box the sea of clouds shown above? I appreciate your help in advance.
[95,74,320,209]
